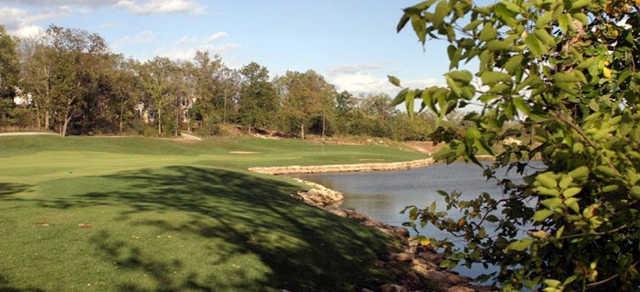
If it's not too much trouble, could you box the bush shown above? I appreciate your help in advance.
[393,0,640,290]
[195,118,221,136]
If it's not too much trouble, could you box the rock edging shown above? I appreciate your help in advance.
[248,158,435,175]
[292,178,490,292]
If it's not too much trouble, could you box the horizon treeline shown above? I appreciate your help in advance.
[0,25,447,140]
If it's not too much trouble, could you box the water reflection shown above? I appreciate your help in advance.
[300,162,540,280]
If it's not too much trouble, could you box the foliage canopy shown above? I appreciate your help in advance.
[393,0,640,290]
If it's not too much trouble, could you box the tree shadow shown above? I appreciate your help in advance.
[0,183,31,197]
[0,273,44,292]
[9,166,398,291]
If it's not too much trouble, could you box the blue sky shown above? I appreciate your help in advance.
[0,0,456,95]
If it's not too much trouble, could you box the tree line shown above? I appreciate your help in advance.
[0,25,442,140]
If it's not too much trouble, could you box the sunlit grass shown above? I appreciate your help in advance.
[0,136,422,291]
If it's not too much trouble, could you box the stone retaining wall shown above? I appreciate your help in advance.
[249,158,436,175]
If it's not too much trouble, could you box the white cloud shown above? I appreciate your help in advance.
[0,0,206,15]
[328,64,383,76]
[0,7,71,38]
[329,72,444,96]
[115,0,205,15]
[153,32,238,60]
[113,30,156,48]
[0,0,115,6]
[206,32,228,42]
[13,25,44,38]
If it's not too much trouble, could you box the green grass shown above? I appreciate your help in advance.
[0,136,424,291]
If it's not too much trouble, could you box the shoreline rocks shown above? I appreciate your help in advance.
[248,158,435,175]
[292,178,491,292]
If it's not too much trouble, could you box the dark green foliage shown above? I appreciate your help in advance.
[0,26,19,125]
[394,0,640,290]
[275,70,336,139]
[6,24,438,141]
[238,62,278,131]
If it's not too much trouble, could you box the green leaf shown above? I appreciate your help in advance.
[406,89,416,118]
[409,0,437,11]
[559,175,573,190]
[630,186,640,200]
[558,14,571,33]
[537,172,558,189]
[533,209,554,222]
[504,55,524,74]
[563,187,581,198]
[534,29,555,47]
[479,25,497,41]
[487,40,511,51]
[433,0,450,26]
[391,88,409,106]
[541,198,562,209]
[506,238,533,251]
[570,0,590,10]
[446,76,463,96]
[463,19,482,31]
[388,75,401,87]
[544,279,562,288]
[525,34,544,58]
[569,166,589,181]
[495,4,517,27]
[499,1,522,13]
[595,165,617,177]
[536,186,561,197]
[536,11,553,28]
[447,45,459,67]
[481,71,511,86]
[397,13,411,33]
[410,15,427,44]
[565,198,580,213]
[554,71,584,83]
[513,97,531,115]
[446,70,473,84]
[479,50,492,70]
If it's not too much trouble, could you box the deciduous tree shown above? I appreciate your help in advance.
[393,0,640,290]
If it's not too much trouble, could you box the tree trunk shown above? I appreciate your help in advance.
[61,115,71,137]
[44,111,50,130]
[157,108,162,136]
[300,123,305,140]
[35,105,41,129]
[223,89,227,125]
[119,117,124,135]
[118,98,126,136]
[321,110,326,139]
[119,103,125,135]
[175,97,180,137]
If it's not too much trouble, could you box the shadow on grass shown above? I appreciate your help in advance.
[13,166,397,291]
[0,273,43,292]
[0,183,31,197]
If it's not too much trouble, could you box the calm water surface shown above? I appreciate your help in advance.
[300,162,538,280]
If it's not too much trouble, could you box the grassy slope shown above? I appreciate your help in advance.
[0,136,424,291]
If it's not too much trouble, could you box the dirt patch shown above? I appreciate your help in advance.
[0,132,58,136]
[180,133,202,141]
[229,151,259,155]
[404,141,444,155]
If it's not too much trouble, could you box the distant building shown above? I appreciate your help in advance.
[13,87,32,106]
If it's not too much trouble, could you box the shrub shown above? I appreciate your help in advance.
[393,0,640,290]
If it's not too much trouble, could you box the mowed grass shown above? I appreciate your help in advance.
[0,136,424,291]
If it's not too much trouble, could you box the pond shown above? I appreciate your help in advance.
[300,162,539,280]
